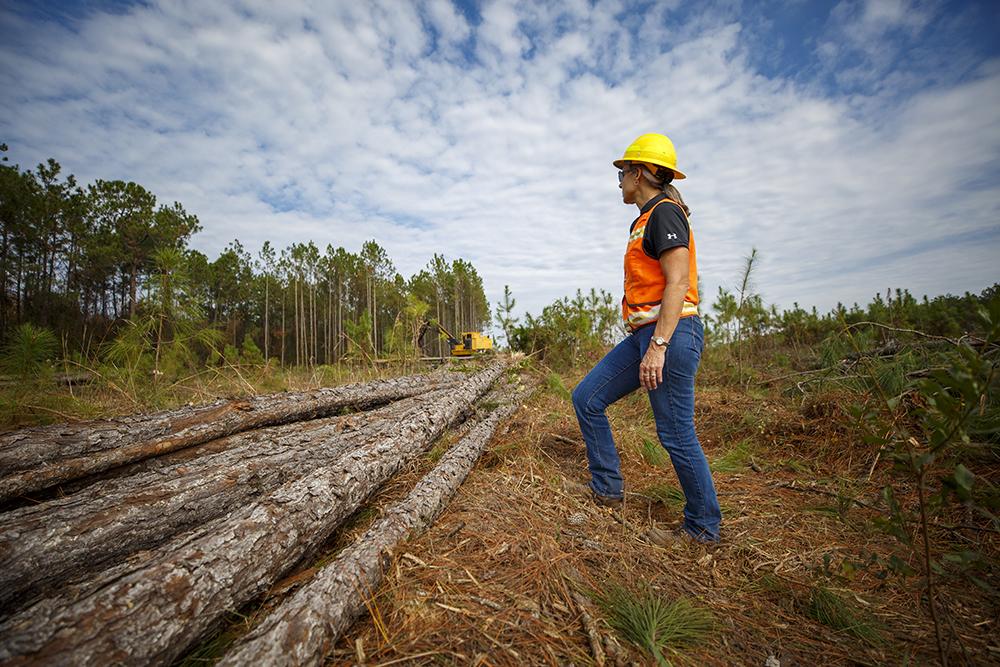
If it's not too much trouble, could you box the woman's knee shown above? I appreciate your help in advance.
[571,383,589,413]
[655,422,699,450]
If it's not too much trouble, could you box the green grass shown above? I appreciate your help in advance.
[641,482,685,509]
[639,437,670,467]
[780,457,812,474]
[806,585,883,645]
[477,399,501,413]
[709,438,753,473]
[177,609,251,665]
[0,359,428,429]
[338,505,379,538]
[426,440,450,463]
[592,583,713,665]
[746,573,790,596]
[545,372,572,400]
[803,503,842,518]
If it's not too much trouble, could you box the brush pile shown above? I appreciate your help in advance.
[0,359,530,666]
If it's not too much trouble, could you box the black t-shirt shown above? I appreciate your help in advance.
[631,194,689,259]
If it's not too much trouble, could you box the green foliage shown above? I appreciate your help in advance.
[0,150,492,369]
[775,285,1000,350]
[510,288,620,367]
[344,310,374,359]
[845,300,1000,658]
[806,586,883,645]
[104,315,158,381]
[544,372,571,401]
[0,323,57,380]
[710,439,753,473]
[494,284,518,349]
[639,437,670,467]
[223,343,240,365]
[240,334,264,365]
[592,583,713,665]
[426,440,449,463]
[386,294,430,361]
[641,482,685,509]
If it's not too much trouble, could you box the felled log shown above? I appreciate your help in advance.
[0,388,454,614]
[218,379,531,666]
[0,360,507,667]
[0,371,457,502]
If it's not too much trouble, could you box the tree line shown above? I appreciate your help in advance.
[0,145,490,374]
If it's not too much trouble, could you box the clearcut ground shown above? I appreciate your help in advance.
[321,365,998,666]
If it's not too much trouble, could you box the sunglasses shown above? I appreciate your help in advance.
[617,166,636,183]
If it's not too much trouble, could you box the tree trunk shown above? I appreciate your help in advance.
[0,361,507,666]
[310,281,315,366]
[264,274,269,361]
[0,387,459,613]
[218,378,530,666]
[128,262,138,320]
[0,372,457,502]
[327,279,332,364]
[293,278,299,367]
[281,285,286,367]
[337,275,342,362]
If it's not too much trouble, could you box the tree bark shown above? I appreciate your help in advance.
[0,388,456,614]
[0,372,457,503]
[218,378,530,666]
[0,360,507,667]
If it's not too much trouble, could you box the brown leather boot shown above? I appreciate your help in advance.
[562,479,623,508]
[644,526,717,548]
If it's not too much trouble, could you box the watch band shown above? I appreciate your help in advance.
[653,336,669,347]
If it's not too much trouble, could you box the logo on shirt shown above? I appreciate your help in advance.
[665,233,678,240]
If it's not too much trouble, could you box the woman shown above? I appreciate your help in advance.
[570,133,721,544]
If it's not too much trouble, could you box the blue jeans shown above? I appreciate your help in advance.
[571,316,721,542]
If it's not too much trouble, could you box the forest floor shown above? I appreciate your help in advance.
[6,355,997,665]
[295,361,999,666]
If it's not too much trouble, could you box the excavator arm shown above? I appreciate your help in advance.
[417,319,461,352]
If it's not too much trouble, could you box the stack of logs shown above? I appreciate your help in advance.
[0,359,527,666]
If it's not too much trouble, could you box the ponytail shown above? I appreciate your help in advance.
[663,183,690,217]
[637,162,692,216]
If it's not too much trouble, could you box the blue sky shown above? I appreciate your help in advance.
[2,0,998,326]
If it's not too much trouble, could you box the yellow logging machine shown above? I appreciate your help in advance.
[418,320,493,357]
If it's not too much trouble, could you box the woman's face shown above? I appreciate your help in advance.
[619,164,639,204]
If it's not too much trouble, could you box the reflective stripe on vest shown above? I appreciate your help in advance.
[622,197,699,330]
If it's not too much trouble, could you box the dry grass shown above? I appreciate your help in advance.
[0,359,453,430]
[317,363,998,666]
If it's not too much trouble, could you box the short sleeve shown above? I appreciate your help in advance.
[642,201,689,258]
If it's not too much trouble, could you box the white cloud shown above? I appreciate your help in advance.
[1,0,997,327]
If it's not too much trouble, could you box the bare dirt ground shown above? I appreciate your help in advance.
[313,368,999,666]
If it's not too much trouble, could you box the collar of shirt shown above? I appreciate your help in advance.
[629,193,667,233]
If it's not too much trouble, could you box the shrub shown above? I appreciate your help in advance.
[0,323,57,381]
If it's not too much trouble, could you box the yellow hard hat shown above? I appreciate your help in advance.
[613,133,686,180]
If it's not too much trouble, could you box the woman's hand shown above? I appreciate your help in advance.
[639,343,666,390]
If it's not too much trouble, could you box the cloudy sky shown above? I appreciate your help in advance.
[2,0,998,323]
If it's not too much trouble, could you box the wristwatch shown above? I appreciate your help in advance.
[652,336,669,347]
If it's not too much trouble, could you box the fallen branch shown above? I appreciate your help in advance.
[844,321,986,347]
[571,591,606,667]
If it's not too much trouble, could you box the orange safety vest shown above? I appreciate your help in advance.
[622,197,699,330]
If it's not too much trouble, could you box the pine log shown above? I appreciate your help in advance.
[218,380,530,666]
[0,360,507,667]
[0,389,453,615]
[0,372,457,502]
